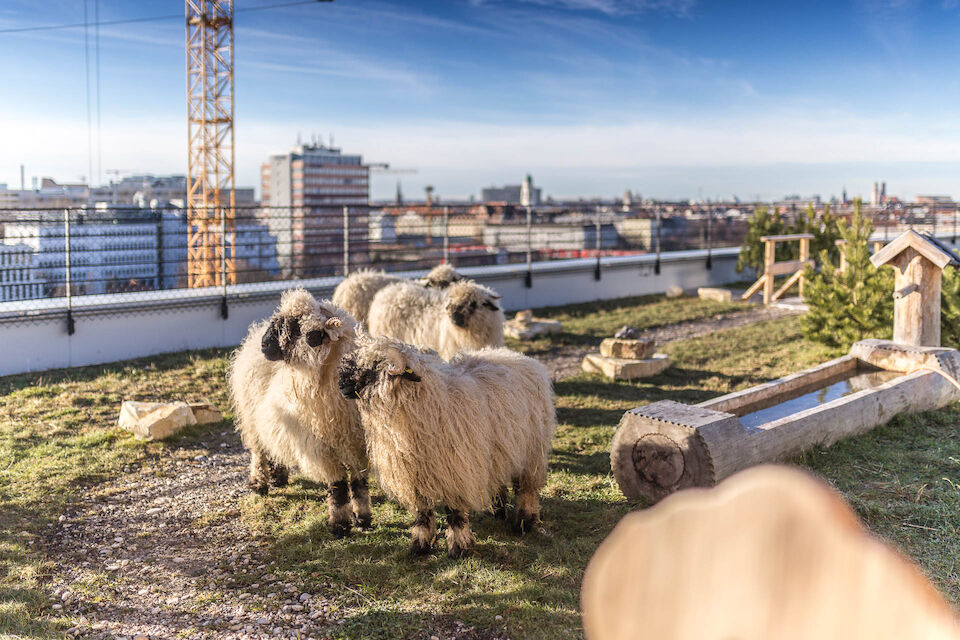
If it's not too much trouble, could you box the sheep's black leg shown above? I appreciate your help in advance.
[492,485,509,520]
[248,447,272,496]
[513,477,541,535]
[350,475,372,530]
[410,509,436,556]
[444,508,473,559]
[327,479,352,538]
[269,461,289,488]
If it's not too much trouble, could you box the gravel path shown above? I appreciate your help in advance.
[41,430,509,640]
[37,304,792,639]
[541,305,799,380]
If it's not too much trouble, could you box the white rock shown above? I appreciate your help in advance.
[189,400,223,425]
[665,285,684,298]
[118,401,197,441]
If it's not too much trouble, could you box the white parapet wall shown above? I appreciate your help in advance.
[1,248,742,376]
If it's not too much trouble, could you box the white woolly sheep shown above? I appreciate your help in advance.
[332,264,462,325]
[366,279,504,359]
[337,333,556,557]
[228,288,370,537]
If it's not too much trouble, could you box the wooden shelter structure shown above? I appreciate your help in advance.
[741,234,813,305]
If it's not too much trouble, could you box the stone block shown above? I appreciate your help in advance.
[189,400,223,425]
[581,353,671,380]
[505,318,563,340]
[698,287,733,303]
[118,401,197,441]
[599,338,656,359]
[665,285,684,298]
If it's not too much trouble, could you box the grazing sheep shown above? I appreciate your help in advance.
[367,279,504,358]
[338,333,556,557]
[332,264,462,325]
[228,288,370,537]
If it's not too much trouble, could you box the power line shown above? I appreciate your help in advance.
[0,1,330,35]
[83,0,93,186]
[95,0,102,186]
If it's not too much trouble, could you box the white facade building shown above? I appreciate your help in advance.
[0,244,44,302]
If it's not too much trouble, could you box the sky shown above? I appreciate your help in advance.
[2,0,960,201]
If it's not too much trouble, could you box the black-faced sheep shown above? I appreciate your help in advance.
[228,288,370,537]
[366,279,504,359]
[332,264,462,325]
[337,333,556,557]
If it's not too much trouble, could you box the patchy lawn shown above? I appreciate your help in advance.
[2,294,959,639]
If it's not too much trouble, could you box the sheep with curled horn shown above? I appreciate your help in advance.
[366,279,504,359]
[228,288,371,537]
[338,332,556,558]
[332,263,463,325]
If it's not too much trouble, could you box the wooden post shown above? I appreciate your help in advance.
[763,238,775,305]
[891,247,941,346]
[870,230,959,347]
[798,235,809,298]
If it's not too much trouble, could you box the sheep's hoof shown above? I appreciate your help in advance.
[249,481,269,496]
[353,513,373,530]
[269,468,289,488]
[493,504,509,521]
[446,541,469,559]
[516,511,538,535]
[410,537,433,556]
[330,522,352,539]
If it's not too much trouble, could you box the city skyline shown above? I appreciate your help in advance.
[4,0,960,200]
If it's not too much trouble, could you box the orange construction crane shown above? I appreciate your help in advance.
[185,0,235,289]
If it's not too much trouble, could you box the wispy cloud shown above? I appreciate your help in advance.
[471,0,696,16]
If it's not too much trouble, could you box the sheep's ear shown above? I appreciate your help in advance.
[490,293,502,299]
[400,368,421,383]
[483,301,500,311]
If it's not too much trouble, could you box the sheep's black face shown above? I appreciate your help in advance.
[449,300,477,328]
[338,357,377,399]
[261,317,300,362]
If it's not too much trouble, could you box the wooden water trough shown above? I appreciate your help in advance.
[611,231,960,502]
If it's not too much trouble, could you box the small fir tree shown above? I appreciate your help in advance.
[802,200,893,349]
[941,265,960,349]
[793,203,840,266]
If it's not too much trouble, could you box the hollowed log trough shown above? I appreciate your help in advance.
[611,340,960,502]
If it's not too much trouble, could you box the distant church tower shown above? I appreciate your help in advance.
[521,174,535,207]
[396,180,403,206]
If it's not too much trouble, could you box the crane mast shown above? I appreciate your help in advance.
[186,0,235,288]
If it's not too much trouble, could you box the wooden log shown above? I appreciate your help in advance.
[892,247,942,346]
[767,260,805,276]
[581,465,960,640]
[610,341,960,502]
[758,233,815,242]
[763,239,775,305]
[799,236,810,298]
[741,276,765,301]
[771,268,803,301]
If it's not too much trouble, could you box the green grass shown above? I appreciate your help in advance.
[2,295,960,638]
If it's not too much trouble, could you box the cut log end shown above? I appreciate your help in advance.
[611,407,715,502]
[632,434,685,488]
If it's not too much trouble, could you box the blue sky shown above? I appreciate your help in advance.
[2,0,960,201]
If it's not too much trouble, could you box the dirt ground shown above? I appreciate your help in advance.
[37,307,793,640]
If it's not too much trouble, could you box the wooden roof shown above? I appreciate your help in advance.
[871,230,960,270]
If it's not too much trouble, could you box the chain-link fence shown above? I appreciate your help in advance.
[1,200,952,317]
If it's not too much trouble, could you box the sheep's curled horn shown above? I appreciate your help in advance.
[305,316,344,348]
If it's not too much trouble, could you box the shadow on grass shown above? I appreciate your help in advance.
[0,347,232,395]
[264,492,630,639]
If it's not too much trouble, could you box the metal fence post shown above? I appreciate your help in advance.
[343,205,350,277]
[594,205,602,281]
[706,206,713,270]
[443,205,450,263]
[63,210,75,335]
[525,206,533,288]
[654,207,662,275]
[220,207,229,319]
[953,204,957,244]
